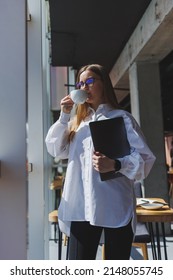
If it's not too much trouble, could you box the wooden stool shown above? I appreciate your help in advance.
[132,242,149,260]
[49,176,64,209]
[48,210,69,259]
[101,220,150,260]
[102,240,149,260]
[48,210,62,260]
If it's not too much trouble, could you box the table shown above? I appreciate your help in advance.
[136,198,173,260]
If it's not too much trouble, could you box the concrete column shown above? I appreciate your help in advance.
[129,62,169,201]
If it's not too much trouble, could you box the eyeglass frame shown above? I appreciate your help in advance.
[76,77,100,89]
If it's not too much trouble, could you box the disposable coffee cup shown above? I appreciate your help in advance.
[70,89,88,104]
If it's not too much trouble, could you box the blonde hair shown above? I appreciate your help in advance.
[69,64,119,141]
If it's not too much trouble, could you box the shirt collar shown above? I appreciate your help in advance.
[89,103,112,113]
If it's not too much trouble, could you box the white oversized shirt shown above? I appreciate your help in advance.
[45,104,156,236]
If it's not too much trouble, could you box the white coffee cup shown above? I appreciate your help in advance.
[70,89,88,104]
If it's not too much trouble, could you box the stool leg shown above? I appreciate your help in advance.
[102,244,105,260]
[141,243,149,260]
[54,223,57,243]
[66,237,69,260]
[57,224,62,260]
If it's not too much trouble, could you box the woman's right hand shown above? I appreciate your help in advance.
[60,95,74,114]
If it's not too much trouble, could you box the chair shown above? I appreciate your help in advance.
[49,175,64,209]
[48,210,69,259]
[132,182,151,260]
[102,223,150,260]
[102,182,151,260]
[49,210,62,259]
[132,222,151,259]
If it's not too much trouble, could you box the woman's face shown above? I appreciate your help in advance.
[78,70,105,111]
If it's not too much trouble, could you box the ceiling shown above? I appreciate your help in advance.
[48,0,152,71]
[48,0,173,134]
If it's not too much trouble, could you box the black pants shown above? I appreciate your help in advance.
[68,221,133,260]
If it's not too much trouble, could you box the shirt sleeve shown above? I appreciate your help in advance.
[118,112,156,181]
[45,111,71,158]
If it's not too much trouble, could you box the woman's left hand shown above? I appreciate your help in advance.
[92,151,115,173]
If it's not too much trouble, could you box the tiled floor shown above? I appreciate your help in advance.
[49,230,173,260]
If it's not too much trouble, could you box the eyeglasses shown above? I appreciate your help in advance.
[76,77,99,89]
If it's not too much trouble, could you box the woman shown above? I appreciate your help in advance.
[45,64,155,260]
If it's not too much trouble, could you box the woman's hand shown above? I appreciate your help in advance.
[92,151,115,173]
[60,95,74,114]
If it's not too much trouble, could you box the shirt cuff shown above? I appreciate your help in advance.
[59,111,71,124]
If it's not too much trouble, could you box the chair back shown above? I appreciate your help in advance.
[134,182,142,198]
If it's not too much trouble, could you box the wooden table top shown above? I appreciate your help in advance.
[136,198,173,222]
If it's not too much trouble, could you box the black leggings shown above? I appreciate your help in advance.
[68,221,133,260]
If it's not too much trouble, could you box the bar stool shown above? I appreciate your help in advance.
[49,176,64,209]
[48,210,69,259]
[102,182,151,260]
[132,222,151,259]
[49,210,62,259]
[101,222,151,260]
[133,182,151,259]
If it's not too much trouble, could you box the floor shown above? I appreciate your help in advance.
[49,226,173,260]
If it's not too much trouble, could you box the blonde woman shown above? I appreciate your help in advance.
[45,64,155,260]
